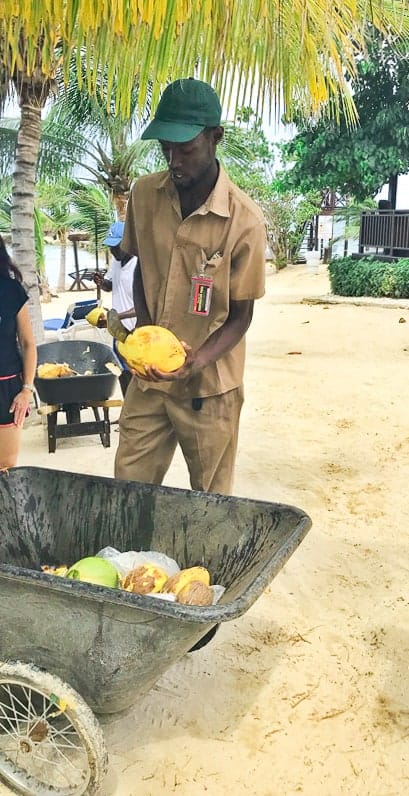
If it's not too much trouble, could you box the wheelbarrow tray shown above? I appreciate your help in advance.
[0,467,311,714]
[35,340,117,404]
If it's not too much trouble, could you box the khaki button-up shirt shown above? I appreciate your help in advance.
[122,165,267,398]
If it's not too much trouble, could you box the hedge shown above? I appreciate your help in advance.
[328,256,409,298]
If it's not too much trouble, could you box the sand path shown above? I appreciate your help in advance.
[10,262,409,795]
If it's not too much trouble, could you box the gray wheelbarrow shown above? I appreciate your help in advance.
[0,467,311,794]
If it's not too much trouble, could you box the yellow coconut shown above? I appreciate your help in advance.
[86,307,107,327]
[117,325,186,375]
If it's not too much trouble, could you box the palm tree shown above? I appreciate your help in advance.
[0,170,51,295]
[42,64,154,221]
[1,2,408,339]
[41,117,154,222]
[36,179,76,292]
[69,182,115,254]
[0,32,58,338]
[36,178,116,291]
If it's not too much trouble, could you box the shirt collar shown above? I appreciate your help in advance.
[157,164,231,218]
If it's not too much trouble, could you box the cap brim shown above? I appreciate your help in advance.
[103,237,121,246]
[141,119,206,142]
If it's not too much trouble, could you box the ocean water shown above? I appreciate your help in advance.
[44,243,106,290]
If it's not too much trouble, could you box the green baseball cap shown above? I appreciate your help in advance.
[141,78,222,143]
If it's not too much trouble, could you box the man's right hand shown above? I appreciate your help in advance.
[92,271,105,287]
[107,309,129,343]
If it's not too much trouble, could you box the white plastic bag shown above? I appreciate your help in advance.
[146,585,224,605]
[96,547,225,605]
[96,546,180,578]
[211,585,226,605]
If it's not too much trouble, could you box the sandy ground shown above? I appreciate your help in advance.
[7,260,409,795]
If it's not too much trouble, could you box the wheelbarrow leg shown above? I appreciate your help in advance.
[65,405,81,425]
[47,411,57,453]
[92,406,111,448]
[103,407,111,447]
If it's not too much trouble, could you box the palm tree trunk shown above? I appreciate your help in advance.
[57,229,67,292]
[113,194,128,221]
[11,102,44,342]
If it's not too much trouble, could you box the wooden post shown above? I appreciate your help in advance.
[68,232,90,291]
[72,239,80,290]
[94,212,101,301]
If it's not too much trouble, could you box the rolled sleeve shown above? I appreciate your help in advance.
[230,220,267,300]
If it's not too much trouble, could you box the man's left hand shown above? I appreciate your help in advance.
[131,342,202,382]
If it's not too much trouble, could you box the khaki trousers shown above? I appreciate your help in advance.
[115,381,244,494]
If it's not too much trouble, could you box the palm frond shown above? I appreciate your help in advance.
[34,207,46,277]
[69,183,114,251]
[1,1,409,122]
[0,119,19,177]
[0,174,12,232]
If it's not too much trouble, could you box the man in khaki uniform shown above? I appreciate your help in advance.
[114,78,267,494]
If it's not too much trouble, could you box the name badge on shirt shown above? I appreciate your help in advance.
[188,248,220,316]
[188,274,213,316]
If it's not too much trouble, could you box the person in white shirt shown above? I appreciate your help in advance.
[93,221,137,395]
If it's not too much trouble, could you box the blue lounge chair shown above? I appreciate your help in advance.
[43,299,104,340]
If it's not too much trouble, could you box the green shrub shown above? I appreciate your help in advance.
[328,256,409,298]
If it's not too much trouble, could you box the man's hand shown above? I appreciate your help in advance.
[92,271,105,287]
[133,342,202,382]
[107,309,129,343]
[96,315,108,329]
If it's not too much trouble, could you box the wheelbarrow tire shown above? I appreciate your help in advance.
[188,623,220,652]
[0,659,108,796]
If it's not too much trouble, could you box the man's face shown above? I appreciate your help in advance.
[159,128,222,190]
[109,244,122,259]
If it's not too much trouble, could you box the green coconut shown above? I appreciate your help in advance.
[66,556,119,588]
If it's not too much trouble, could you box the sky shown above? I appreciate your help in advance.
[3,93,409,209]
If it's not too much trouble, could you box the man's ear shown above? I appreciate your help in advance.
[213,126,224,145]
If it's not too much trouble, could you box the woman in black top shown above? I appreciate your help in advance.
[0,236,37,469]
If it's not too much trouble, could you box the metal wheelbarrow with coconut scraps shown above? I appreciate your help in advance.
[0,467,311,794]
[34,341,122,453]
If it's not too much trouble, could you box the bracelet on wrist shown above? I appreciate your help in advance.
[22,383,34,393]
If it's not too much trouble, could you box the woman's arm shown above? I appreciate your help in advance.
[17,304,37,385]
[10,304,37,427]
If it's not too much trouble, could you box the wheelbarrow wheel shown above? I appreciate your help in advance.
[188,624,220,652]
[0,660,108,795]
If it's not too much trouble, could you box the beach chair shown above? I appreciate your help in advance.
[43,299,105,341]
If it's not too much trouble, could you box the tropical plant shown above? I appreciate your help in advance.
[36,179,76,292]
[330,200,377,256]
[219,109,322,267]
[0,173,51,295]
[279,33,409,203]
[42,68,154,220]
[328,254,409,298]
[33,206,50,299]
[37,179,115,290]
[0,175,12,233]
[1,1,409,339]
[69,183,115,255]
